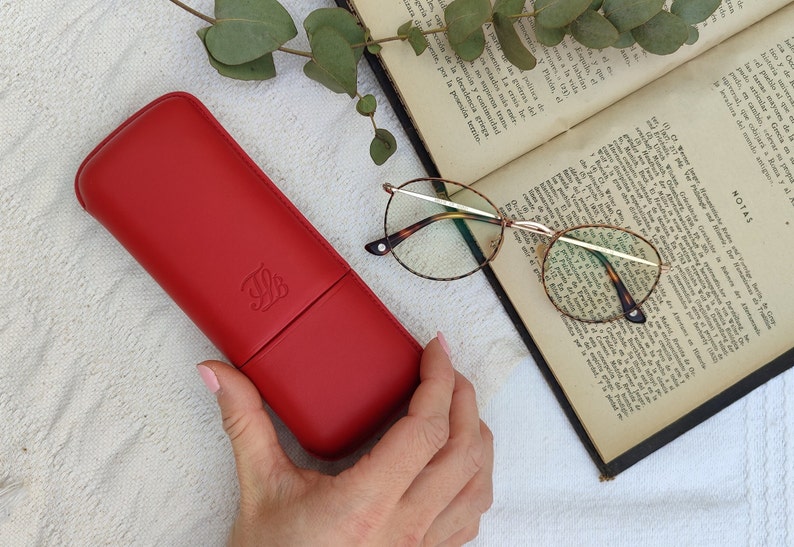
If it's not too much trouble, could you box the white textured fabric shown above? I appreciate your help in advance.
[0,0,790,545]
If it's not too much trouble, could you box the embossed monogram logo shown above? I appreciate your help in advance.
[240,263,289,311]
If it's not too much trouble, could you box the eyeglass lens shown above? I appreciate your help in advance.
[543,226,662,322]
[385,179,503,280]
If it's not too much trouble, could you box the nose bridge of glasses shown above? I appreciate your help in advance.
[508,219,556,238]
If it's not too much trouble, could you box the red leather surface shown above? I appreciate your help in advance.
[75,92,421,458]
[244,273,421,457]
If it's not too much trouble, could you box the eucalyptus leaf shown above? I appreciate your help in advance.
[670,0,721,24]
[451,28,487,60]
[493,0,533,67]
[535,0,592,29]
[407,27,429,55]
[602,0,664,33]
[205,20,279,65]
[303,62,346,94]
[303,26,358,97]
[612,30,636,48]
[207,0,297,65]
[356,94,377,115]
[570,10,619,49]
[631,10,689,55]
[685,25,699,44]
[493,0,526,15]
[397,21,429,55]
[493,13,537,70]
[534,23,567,46]
[213,53,277,80]
[444,0,492,47]
[198,27,276,80]
[304,8,366,61]
[370,128,397,165]
[398,20,413,36]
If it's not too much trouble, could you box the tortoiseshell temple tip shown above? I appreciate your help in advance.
[365,238,391,256]
[625,308,646,324]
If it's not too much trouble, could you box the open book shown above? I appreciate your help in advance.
[340,0,794,477]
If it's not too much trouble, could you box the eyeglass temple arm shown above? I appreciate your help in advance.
[366,183,505,255]
[588,247,647,324]
[364,210,503,255]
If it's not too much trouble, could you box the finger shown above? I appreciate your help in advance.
[348,337,455,503]
[438,520,481,547]
[423,421,494,546]
[197,361,293,486]
[401,372,487,528]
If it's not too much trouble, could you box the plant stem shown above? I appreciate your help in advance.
[167,0,216,25]
[278,46,313,58]
[353,26,448,48]
[423,27,449,36]
[352,35,402,47]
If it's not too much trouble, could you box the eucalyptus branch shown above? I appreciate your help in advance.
[355,26,448,48]
[277,46,313,58]
[170,0,724,166]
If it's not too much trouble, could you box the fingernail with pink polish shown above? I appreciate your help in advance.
[197,364,221,394]
[437,331,451,359]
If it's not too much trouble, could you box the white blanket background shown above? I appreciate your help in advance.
[1,0,791,544]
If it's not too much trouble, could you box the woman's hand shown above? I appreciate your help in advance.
[197,334,494,546]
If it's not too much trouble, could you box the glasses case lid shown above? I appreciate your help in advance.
[75,93,349,366]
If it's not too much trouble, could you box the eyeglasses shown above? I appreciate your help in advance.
[365,178,670,324]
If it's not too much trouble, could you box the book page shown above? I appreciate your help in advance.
[459,5,794,463]
[349,0,790,184]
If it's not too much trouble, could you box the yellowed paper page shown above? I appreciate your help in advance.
[349,0,791,184]
[461,4,794,462]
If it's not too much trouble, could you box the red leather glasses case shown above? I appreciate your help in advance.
[75,92,421,458]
